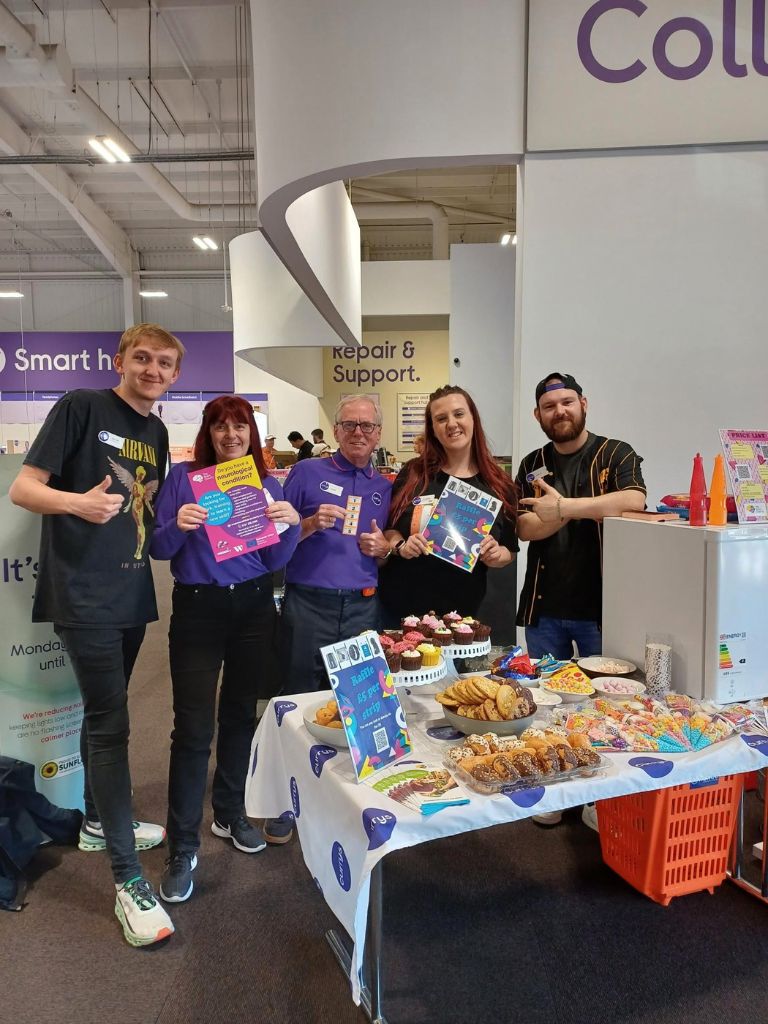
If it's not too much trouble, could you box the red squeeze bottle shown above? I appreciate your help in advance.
[689,453,708,527]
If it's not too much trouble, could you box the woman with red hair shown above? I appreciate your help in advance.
[379,385,517,626]
[150,395,300,903]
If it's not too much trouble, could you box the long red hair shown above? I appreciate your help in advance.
[191,394,269,478]
[387,385,517,526]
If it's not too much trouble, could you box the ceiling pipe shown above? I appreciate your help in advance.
[0,4,256,224]
[353,201,449,259]
[352,184,507,226]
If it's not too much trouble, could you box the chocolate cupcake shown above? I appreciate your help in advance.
[385,650,402,673]
[431,626,453,647]
[443,611,462,626]
[400,649,423,672]
[451,623,475,644]
[382,628,404,643]
[473,622,491,641]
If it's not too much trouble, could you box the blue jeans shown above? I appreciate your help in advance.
[525,617,602,660]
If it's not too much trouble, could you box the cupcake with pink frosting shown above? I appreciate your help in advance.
[451,622,475,644]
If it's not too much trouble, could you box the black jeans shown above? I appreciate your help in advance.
[55,624,146,885]
[167,578,276,854]
[281,583,381,694]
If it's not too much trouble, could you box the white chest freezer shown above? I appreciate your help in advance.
[602,518,768,702]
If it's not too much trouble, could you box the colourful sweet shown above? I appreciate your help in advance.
[402,615,420,629]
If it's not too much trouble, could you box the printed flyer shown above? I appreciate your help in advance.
[320,631,411,782]
[188,454,279,562]
[422,475,501,572]
[719,429,768,524]
[366,760,468,815]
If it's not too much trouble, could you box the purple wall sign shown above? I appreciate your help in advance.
[0,331,234,392]
[577,0,763,84]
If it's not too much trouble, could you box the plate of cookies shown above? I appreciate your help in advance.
[444,728,605,795]
[435,675,538,736]
[303,698,349,748]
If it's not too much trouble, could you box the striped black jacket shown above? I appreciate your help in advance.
[515,435,646,627]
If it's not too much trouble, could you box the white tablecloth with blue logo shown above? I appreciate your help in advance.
[245,692,768,1005]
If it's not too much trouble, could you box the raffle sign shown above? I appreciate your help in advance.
[422,475,501,573]
[320,631,411,782]
[719,429,768,524]
[188,454,279,562]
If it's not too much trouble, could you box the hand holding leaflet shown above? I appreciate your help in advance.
[187,454,279,562]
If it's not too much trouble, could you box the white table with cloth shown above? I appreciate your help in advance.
[244,688,768,1011]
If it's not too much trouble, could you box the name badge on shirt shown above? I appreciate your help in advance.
[320,480,343,497]
[98,430,125,449]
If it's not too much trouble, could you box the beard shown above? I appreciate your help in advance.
[541,406,587,443]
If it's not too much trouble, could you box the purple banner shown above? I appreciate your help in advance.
[0,331,234,392]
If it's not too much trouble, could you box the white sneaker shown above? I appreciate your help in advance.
[115,877,174,947]
[581,804,599,832]
[79,820,166,853]
[531,810,563,827]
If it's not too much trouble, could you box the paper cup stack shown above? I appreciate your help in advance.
[645,642,672,699]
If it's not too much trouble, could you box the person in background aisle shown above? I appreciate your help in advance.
[311,428,331,455]
[412,432,425,457]
[516,372,646,829]
[281,396,393,694]
[150,396,301,901]
[311,443,332,458]
[379,385,517,626]
[261,433,278,471]
[287,430,313,461]
[9,323,184,948]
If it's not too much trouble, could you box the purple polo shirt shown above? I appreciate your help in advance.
[150,462,300,584]
[283,452,392,589]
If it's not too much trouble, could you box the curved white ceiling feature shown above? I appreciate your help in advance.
[250,0,526,344]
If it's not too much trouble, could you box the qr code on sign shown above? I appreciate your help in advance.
[373,727,389,753]
[443,536,457,552]
[736,464,752,480]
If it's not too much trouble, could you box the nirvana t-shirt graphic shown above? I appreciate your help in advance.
[25,389,169,628]
[107,445,160,562]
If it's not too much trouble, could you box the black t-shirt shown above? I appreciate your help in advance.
[379,467,518,620]
[25,388,169,627]
[296,440,313,461]
[536,443,596,617]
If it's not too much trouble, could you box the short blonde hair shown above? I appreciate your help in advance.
[334,394,382,426]
[118,323,185,369]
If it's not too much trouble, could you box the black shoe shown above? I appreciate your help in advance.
[211,816,267,853]
[263,813,294,845]
[160,851,197,903]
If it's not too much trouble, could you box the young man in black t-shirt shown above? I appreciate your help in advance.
[515,372,646,828]
[10,323,184,947]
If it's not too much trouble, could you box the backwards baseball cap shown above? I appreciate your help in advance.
[264,434,276,440]
[535,372,583,403]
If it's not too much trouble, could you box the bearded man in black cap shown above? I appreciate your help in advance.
[516,372,646,661]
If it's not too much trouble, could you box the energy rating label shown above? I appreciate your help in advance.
[719,428,768,523]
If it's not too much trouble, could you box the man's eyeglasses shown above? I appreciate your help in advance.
[336,420,379,435]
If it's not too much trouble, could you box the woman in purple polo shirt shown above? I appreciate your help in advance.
[150,395,300,904]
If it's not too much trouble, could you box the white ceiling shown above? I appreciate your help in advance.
[0,0,516,281]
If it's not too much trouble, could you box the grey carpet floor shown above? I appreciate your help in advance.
[2,564,767,1024]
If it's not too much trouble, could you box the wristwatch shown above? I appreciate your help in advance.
[393,539,406,556]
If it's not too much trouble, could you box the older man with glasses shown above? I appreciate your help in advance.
[281,395,393,696]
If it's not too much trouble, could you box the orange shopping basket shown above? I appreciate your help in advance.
[597,775,744,906]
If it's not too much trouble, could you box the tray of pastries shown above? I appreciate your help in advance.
[443,727,605,795]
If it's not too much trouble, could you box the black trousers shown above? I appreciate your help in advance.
[167,578,275,854]
[280,583,381,694]
[55,624,146,884]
